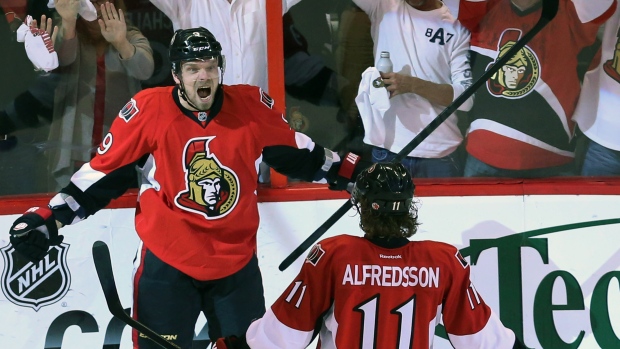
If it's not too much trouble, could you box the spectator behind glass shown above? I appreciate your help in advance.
[353,0,473,178]
[282,1,376,160]
[0,1,58,195]
[458,0,616,178]
[573,6,620,176]
[151,0,329,98]
[122,0,175,89]
[148,0,308,92]
[334,3,374,148]
[282,11,341,108]
[47,0,154,189]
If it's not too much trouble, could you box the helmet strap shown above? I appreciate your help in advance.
[178,79,204,112]
[173,58,225,112]
[220,55,226,83]
[175,70,211,112]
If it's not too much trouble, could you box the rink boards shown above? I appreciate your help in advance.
[0,194,618,349]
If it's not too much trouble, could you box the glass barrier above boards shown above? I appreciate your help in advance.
[1,0,618,198]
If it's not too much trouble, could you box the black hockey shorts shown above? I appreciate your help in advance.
[132,247,266,349]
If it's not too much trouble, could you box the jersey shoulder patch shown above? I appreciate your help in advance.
[259,88,274,109]
[304,235,359,267]
[119,98,139,122]
[305,243,326,266]
[117,87,171,122]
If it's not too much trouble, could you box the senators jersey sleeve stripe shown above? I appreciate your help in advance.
[54,85,332,281]
[247,236,518,348]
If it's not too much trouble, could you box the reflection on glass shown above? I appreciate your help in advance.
[1,0,620,198]
[284,0,620,182]
[47,0,154,189]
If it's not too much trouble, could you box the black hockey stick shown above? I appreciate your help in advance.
[92,241,182,349]
[278,0,559,272]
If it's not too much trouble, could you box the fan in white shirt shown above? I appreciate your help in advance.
[354,0,473,178]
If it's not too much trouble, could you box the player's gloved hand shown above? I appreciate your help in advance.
[9,207,64,263]
[213,335,249,349]
[326,152,370,191]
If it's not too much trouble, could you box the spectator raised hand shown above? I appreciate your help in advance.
[16,14,59,72]
[97,2,133,59]
[54,0,80,21]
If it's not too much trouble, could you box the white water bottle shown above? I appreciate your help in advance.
[376,51,393,74]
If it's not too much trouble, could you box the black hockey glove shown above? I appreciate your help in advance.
[326,152,371,191]
[213,335,249,349]
[9,207,64,263]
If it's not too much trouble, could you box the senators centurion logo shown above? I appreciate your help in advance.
[175,137,240,219]
[487,29,540,99]
[1,243,71,311]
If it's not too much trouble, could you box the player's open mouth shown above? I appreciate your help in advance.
[197,87,211,99]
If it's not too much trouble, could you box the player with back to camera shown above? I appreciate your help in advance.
[214,162,526,348]
[7,27,366,348]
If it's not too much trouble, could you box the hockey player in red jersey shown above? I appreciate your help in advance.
[215,162,525,349]
[8,27,364,348]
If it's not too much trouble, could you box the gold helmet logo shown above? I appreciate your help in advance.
[488,29,540,98]
[175,137,239,219]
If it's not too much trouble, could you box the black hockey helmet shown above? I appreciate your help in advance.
[169,27,225,74]
[351,162,414,215]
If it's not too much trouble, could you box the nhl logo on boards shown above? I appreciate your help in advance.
[1,243,71,311]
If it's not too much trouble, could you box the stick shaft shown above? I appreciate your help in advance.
[278,200,353,271]
[394,0,558,162]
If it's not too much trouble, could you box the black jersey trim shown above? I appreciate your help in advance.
[172,85,224,128]
[367,236,410,249]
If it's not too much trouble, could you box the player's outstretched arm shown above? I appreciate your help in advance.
[263,145,371,191]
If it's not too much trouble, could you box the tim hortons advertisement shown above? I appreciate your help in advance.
[0,195,618,348]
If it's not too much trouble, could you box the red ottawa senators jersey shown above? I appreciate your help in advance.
[457,0,616,170]
[64,85,327,281]
[246,236,518,348]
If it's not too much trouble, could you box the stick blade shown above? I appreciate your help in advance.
[92,241,181,349]
[92,241,125,318]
